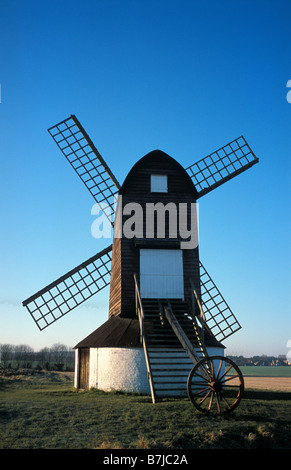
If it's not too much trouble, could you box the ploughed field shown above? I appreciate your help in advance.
[239,366,291,392]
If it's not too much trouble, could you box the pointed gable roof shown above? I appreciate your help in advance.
[120,149,198,198]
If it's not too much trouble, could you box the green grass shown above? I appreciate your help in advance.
[0,371,290,449]
[239,366,291,377]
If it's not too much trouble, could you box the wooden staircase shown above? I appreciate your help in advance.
[142,299,205,397]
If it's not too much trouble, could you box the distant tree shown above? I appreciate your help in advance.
[14,344,34,368]
[23,345,34,368]
[50,343,68,371]
[0,344,13,369]
[37,347,51,369]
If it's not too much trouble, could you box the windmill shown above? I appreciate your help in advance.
[23,115,258,414]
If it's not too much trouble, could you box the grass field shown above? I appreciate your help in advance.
[239,366,291,377]
[1,370,291,449]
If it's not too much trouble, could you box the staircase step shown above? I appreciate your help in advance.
[146,346,204,396]
[142,299,206,398]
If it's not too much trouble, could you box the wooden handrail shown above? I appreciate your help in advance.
[134,273,145,343]
[189,279,213,357]
[189,278,206,322]
[133,274,156,404]
[164,302,210,380]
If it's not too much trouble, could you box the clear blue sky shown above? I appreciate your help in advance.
[0,0,290,357]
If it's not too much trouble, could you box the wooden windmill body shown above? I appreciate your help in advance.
[23,115,259,411]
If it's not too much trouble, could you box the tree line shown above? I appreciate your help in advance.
[0,343,75,371]
[226,354,289,366]
[1,344,289,371]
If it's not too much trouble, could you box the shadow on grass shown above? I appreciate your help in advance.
[243,389,291,401]
[0,380,10,391]
[132,389,291,405]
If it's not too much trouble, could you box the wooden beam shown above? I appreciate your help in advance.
[164,305,200,366]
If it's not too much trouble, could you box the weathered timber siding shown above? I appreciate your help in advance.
[77,348,90,389]
[109,150,201,319]
[108,236,122,317]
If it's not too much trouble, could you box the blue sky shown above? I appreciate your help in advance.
[0,0,290,357]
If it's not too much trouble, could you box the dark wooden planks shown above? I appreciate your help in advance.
[109,150,201,319]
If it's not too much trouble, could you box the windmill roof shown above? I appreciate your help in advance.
[74,315,224,349]
[119,149,198,197]
[74,317,143,348]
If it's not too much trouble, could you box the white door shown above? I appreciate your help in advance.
[140,249,184,299]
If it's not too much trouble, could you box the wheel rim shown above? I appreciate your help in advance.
[187,356,244,415]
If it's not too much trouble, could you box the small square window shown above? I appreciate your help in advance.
[150,175,168,193]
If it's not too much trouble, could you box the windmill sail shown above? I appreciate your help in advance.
[199,261,241,342]
[48,115,120,224]
[23,245,112,330]
[186,136,258,198]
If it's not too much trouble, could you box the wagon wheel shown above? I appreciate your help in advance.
[187,356,244,415]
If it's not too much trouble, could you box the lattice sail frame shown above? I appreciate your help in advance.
[48,115,120,224]
[23,245,112,330]
[23,115,258,332]
[199,261,241,342]
[186,136,258,198]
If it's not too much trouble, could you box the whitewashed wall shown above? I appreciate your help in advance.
[74,349,78,388]
[89,347,151,394]
[74,345,224,394]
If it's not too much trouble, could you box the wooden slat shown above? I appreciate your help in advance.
[109,150,200,319]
